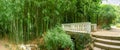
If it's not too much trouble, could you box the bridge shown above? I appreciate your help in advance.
[62,22,120,50]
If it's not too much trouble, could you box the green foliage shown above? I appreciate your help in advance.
[43,27,74,50]
[102,24,111,30]
[63,0,102,23]
[114,6,120,24]
[67,32,92,50]
[0,0,25,43]
[0,0,116,45]
[0,0,77,43]
[75,33,92,50]
[97,4,116,29]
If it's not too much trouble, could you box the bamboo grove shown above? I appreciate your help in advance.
[0,0,116,44]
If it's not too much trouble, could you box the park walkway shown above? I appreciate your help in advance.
[92,27,120,50]
[0,41,9,50]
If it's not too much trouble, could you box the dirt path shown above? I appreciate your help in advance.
[0,41,9,50]
[0,44,9,50]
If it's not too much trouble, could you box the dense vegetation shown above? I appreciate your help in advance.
[66,31,92,50]
[43,27,74,50]
[114,6,120,28]
[97,4,116,29]
[0,0,101,43]
[0,0,117,50]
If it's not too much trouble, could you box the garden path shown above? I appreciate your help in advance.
[92,27,120,38]
[92,26,120,50]
[0,40,9,50]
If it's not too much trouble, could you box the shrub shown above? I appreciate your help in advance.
[43,27,74,50]
[74,33,92,50]
[97,4,116,29]
[66,31,92,50]
[102,24,111,30]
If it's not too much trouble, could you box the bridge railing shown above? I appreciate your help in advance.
[62,22,91,33]
[91,24,97,32]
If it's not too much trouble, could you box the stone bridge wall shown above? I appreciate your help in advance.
[62,22,91,33]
